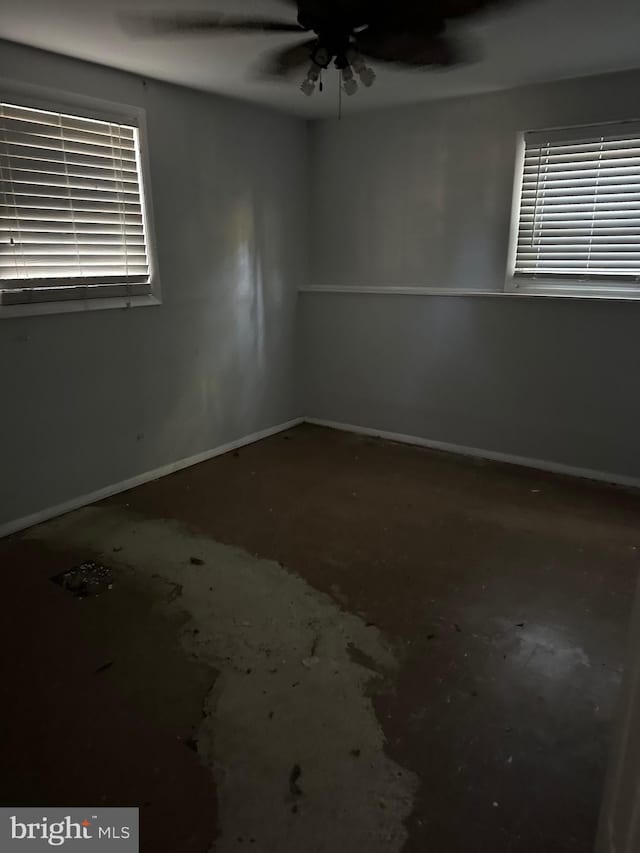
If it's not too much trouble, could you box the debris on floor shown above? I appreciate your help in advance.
[51,560,113,599]
[289,764,303,798]
[166,582,184,603]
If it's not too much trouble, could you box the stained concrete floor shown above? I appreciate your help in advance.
[1,423,639,852]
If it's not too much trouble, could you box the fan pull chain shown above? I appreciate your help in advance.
[338,75,342,120]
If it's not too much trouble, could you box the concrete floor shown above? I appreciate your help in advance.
[1,423,639,852]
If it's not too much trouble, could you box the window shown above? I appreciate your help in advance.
[0,97,157,313]
[508,121,640,298]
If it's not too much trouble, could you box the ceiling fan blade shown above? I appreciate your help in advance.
[394,0,523,20]
[356,31,467,67]
[123,13,306,37]
[261,40,318,77]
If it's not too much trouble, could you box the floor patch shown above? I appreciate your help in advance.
[27,506,418,853]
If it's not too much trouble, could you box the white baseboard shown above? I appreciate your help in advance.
[4,413,638,540]
[305,418,640,490]
[0,418,303,539]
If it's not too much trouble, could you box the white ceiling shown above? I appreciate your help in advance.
[1,0,640,118]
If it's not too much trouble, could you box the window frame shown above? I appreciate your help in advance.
[505,121,640,301]
[0,81,161,318]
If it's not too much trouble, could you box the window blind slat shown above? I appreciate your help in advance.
[519,226,640,235]
[522,181,640,193]
[518,260,640,268]
[523,168,640,180]
[521,192,640,205]
[8,233,146,246]
[2,188,142,207]
[1,263,149,280]
[5,171,141,193]
[4,145,139,173]
[519,204,640,216]
[10,164,138,187]
[1,209,143,226]
[517,250,640,258]
[0,248,148,260]
[519,237,640,245]
[524,154,640,169]
[0,101,151,296]
[1,197,142,214]
[0,117,136,151]
[0,130,137,161]
[6,162,138,184]
[519,212,640,223]
[1,104,135,138]
[0,219,144,236]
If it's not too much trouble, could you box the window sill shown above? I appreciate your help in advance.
[299,285,640,302]
[0,291,162,319]
[506,277,640,301]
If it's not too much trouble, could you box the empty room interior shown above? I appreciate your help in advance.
[2,1,640,851]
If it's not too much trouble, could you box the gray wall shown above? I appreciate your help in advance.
[0,40,307,529]
[301,69,640,481]
[4,45,640,531]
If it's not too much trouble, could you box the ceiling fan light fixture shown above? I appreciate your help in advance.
[358,66,376,88]
[300,77,316,96]
[345,49,375,89]
[341,67,358,96]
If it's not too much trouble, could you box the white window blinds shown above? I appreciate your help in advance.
[0,101,151,305]
[514,122,640,282]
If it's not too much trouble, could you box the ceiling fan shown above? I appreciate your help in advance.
[126,1,521,98]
